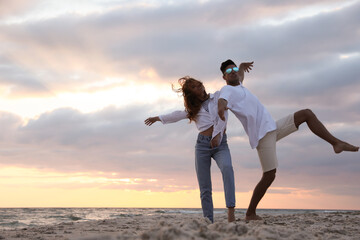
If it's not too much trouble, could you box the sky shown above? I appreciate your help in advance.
[0,0,359,209]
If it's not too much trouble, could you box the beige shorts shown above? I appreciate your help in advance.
[256,114,298,172]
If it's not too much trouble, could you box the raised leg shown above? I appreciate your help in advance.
[294,109,359,153]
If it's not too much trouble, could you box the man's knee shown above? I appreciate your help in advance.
[295,109,315,127]
[298,108,316,119]
[303,108,315,118]
[263,169,276,182]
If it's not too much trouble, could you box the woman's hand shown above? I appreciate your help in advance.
[210,133,221,148]
[144,116,160,126]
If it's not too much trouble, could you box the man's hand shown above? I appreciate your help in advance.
[144,116,160,126]
[210,133,221,148]
[239,61,254,73]
[218,98,228,121]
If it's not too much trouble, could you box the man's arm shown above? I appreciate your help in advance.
[239,61,254,84]
[218,98,228,121]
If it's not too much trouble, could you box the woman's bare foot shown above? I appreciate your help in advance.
[245,214,263,221]
[333,141,359,154]
[228,207,235,222]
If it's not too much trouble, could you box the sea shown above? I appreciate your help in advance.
[0,208,357,230]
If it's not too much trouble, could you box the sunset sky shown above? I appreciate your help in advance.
[0,0,359,209]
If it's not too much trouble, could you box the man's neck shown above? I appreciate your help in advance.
[227,81,240,86]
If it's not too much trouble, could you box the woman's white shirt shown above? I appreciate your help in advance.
[159,91,227,141]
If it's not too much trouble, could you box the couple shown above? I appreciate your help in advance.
[144,59,359,223]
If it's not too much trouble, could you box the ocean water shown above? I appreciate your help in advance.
[0,208,356,230]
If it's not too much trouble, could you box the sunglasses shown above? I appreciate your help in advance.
[224,67,239,75]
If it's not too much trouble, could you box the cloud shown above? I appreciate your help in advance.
[1,105,196,177]
[0,98,359,194]
[0,0,359,199]
[0,57,50,97]
[1,0,358,97]
[0,0,39,17]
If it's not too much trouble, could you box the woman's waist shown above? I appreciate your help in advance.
[199,126,226,137]
[199,126,214,136]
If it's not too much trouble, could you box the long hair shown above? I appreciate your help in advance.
[173,76,205,122]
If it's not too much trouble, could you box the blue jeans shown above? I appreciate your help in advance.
[195,133,235,223]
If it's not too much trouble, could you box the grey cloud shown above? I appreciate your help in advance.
[4,105,198,179]
[2,0,358,96]
[0,58,50,96]
[2,97,359,194]
[230,2,360,102]
[0,111,23,141]
[273,167,360,197]
[250,58,360,116]
[105,0,360,78]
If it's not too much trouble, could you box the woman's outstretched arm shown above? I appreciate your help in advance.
[145,110,188,126]
[144,116,161,126]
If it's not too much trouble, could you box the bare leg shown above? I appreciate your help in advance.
[245,169,276,221]
[228,207,235,222]
[294,109,359,153]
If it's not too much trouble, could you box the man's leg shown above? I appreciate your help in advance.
[294,109,359,153]
[245,169,276,220]
[213,135,236,222]
[246,130,278,220]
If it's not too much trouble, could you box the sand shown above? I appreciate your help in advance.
[0,211,359,239]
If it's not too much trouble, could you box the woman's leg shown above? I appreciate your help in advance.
[294,109,359,153]
[213,135,236,222]
[195,135,214,223]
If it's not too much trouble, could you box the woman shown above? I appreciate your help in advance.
[144,76,235,223]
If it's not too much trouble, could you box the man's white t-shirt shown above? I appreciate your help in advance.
[219,84,276,149]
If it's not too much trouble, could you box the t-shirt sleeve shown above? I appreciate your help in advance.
[219,85,234,109]
[159,110,188,124]
[219,85,232,102]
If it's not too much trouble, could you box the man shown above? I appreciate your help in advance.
[214,59,359,220]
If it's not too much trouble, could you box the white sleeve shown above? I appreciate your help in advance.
[159,110,188,124]
[219,85,232,102]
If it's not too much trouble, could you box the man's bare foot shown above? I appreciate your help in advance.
[333,141,359,154]
[228,207,235,222]
[245,214,263,221]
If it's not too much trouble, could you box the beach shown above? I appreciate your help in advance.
[0,209,359,239]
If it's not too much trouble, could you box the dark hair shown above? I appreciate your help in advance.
[173,76,204,122]
[220,59,236,73]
